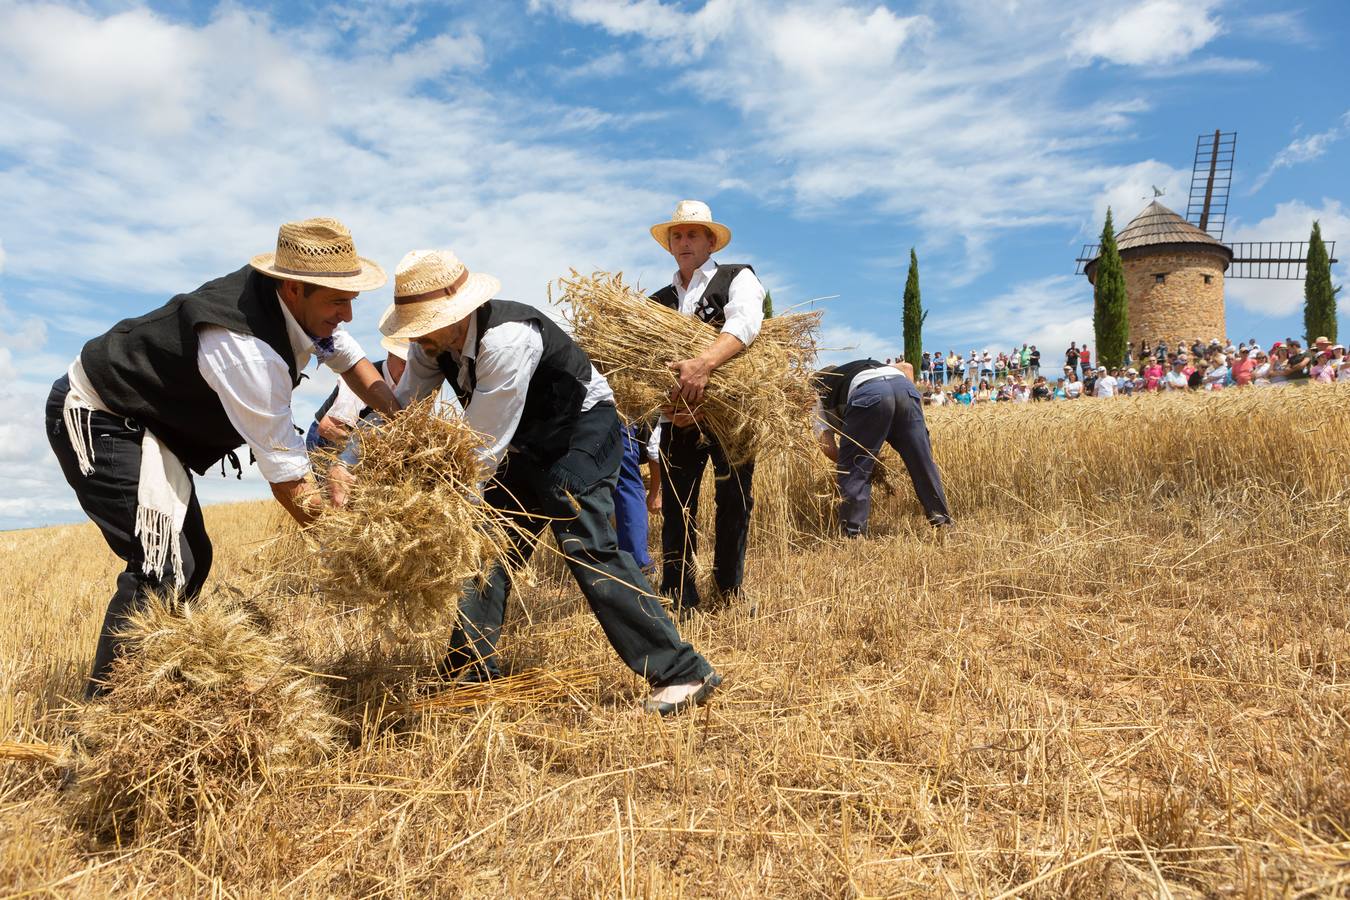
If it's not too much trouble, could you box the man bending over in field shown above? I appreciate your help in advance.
[46,219,398,698]
[371,249,721,717]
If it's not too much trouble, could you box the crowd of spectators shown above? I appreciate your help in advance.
[881,336,1350,406]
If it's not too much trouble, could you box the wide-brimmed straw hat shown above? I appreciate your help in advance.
[250,217,386,291]
[650,200,732,253]
[378,249,501,341]
[379,336,409,359]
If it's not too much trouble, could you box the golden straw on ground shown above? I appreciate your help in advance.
[556,270,820,466]
[69,596,338,844]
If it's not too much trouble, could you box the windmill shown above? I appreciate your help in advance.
[1076,130,1338,346]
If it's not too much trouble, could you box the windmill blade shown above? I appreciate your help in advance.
[1227,240,1338,279]
[1074,243,1100,275]
[1186,130,1237,241]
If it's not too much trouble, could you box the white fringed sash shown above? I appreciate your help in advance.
[64,357,191,587]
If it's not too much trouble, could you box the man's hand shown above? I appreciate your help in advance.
[665,332,747,403]
[818,431,839,463]
[646,484,662,513]
[316,415,351,444]
[328,464,355,508]
[271,477,324,527]
[667,357,713,403]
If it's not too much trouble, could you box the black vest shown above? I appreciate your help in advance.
[815,359,886,422]
[436,300,594,463]
[649,264,754,327]
[314,358,386,423]
[81,266,299,475]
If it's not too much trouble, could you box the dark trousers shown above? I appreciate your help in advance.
[611,425,652,570]
[657,424,754,606]
[45,376,212,698]
[836,376,951,536]
[445,405,710,688]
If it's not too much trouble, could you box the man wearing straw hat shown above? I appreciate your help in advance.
[815,359,952,536]
[647,200,766,614]
[45,217,397,698]
[376,249,721,716]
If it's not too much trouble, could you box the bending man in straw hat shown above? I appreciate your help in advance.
[814,359,952,537]
[648,200,765,614]
[377,249,721,716]
[46,218,397,699]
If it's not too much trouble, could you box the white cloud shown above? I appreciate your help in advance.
[0,1,720,528]
[1069,0,1222,66]
[1250,111,1350,193]
[1225,200,1349,317]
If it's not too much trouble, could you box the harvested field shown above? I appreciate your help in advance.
[3,385,1350,896]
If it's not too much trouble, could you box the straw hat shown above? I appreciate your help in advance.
[650,200,732,253]
[379,336,409,359]
[378,249,501,341]
[250,217,386,291]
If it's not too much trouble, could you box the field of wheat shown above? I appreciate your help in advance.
[3,385,1350,897]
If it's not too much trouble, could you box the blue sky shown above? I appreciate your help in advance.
[1,0,1347,528]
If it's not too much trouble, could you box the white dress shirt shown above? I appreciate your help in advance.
[396,312,614,477]
[319,357,399,426]
[197,294,364,483]
[669,258,765,348]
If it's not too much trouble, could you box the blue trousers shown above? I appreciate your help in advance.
[611,425,652,569]
[836,376,951,535]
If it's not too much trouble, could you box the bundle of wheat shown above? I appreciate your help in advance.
[557,270,820,467]
[300,396,515,639]
[69,596,338,844]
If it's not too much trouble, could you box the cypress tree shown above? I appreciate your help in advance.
[1303,220,1337,343]
[762,289,774,319]
[1093,207,1129,369]
[902,248,925,368]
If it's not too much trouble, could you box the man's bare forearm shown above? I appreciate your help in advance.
[271,478,322,527]
[700,332,747,371]
[342,359,401,418]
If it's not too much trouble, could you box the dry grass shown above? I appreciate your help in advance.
[282,396,513,640]
[557,270,820,466]
[2,384,1350,895]
[65,596,340,847]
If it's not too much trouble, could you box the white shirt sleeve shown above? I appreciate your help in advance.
[646,423,661,461]
[395,342,448,406]
[466,321,543,476]
[323,377,365,426]
[196,326,310,484]
[721,267,766,347]
[323,328,365,374]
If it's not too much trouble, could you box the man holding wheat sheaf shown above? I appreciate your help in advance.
[647,200,766,615]
[45,218,399,698]
[376,249,721,717]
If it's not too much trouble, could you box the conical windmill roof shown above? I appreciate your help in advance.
[1114,200,1230,252]
[1085,200,1232,281]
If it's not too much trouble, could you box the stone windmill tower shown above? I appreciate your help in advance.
[1077,131,1337,348]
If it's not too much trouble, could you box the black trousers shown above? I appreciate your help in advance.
[836,376,951,535]
[657,424,754,606]
[445,404,711,688]
[45,376,212,698]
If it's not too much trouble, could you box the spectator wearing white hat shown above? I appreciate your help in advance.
[1093,365,1117,398]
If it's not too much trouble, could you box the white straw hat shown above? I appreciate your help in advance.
[250,217,386,291]
[378,250,501,341]
[650,200,732,253]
